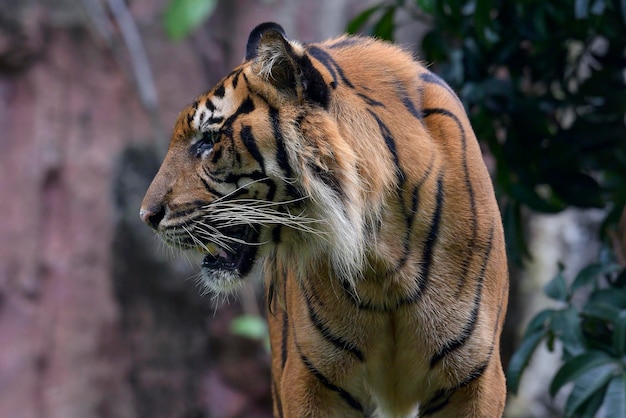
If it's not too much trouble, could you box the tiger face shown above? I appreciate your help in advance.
[140,23,373,294]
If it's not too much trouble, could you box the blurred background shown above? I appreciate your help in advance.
[0,0,624,417]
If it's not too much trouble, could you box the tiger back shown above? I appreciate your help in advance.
[140,22,509,417]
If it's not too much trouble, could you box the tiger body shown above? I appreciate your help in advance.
[140,23,508,417]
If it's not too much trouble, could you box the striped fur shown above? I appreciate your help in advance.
[140,22,508,417]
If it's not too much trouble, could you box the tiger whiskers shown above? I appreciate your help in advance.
[200,178,326,238]
[201,198,328,241]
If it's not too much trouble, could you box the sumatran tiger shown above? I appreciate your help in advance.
[140,22,509,418]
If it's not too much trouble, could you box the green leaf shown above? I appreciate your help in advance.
[549,350,615,397]
[522,308,556,340]
[551,307,586,358]
[606,374,626,418]
[507,329,546,394]
[589,289,626,309]
[576,386,608,418]
[582,301,622,323]
[612,311,626,355]
[347,5,383,34]
[545,267,569,302]
[565,363,619,417]
[230,314,268,341]
[572,263,621,294]
[163,0,217,41]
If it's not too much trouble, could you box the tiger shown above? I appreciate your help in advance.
[140,22,509,417]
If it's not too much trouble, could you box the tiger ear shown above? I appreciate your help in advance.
[245,22,288,61]
[246,23,329,106]
[247,23,300,96]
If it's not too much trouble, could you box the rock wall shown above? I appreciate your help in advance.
[0,1,375,417]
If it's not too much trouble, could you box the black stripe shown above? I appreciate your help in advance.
[421,388,452,416]
[240,125,265,171]
[395,185,421,270]
[340,170,441,311]
[168,198,209,220]
[299,351,363,412]
[187,100,199,125]
[272,379,284,418]
[357,92,385,107]
[235,97,255,117]
[306,45,354,89]
[421,359,490,416]
[396,156,435,269]
[206,116,224,125]
[199,174,225,198]
[367,109,405,184]
[220,97,256,141]
[297,54,331,107]
[302,283,365,361]
[422,108,477,293]
[269,107,292,177]
[430,225,494,367]
[272,225,282,243]
[420,172,445,284]
[213,83,225,98]
[280,311,289,368]
[267,280,276,315]
[224,174,276,202]
[231,69,242,89]
[340,173,444,312]
[265,178,277,201]
[420,72,463,107]
[460,359,490,387]
[395,172,444,307]
[395,81,423,122]
[341,279,391,312]
[210,147,223,163]
[222,170,267,184]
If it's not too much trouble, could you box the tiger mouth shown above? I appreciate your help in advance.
[197,225,260,275]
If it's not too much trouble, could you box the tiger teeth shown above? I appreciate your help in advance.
[198,243,220,256]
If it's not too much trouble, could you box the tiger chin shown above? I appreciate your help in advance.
[140,22,509,418]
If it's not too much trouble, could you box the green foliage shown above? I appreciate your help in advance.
[506,264,626,417]
[163,0,217,40]
[230,314,270,351]
[349,0,626,416]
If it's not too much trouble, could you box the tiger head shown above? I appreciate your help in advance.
[140,23,397,295]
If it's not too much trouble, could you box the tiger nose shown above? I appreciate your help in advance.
[140,205,165,230]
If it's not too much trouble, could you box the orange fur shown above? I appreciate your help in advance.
[141,23,508,417]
